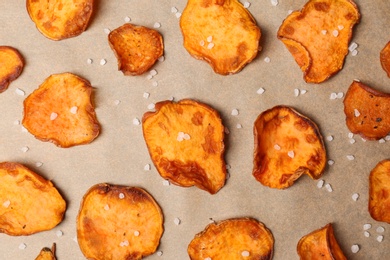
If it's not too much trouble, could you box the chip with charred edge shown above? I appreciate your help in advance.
[297,223,347,259]
[108,23,163,76]
[380,41,390,77]
[22,72,100,148]
[180,0,261,75]
[0,46,24,93]
[253,105,326,189]
[142,99,226,194]
[77,183,164,260]
[188,218,274,260]
[26,0,94,41]
[369,159,390,224]
[35,244,56,260]
[343,80,390,140]
[0,162,66,236]
[277,0,360,83]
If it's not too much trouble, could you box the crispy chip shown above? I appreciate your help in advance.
[26,0,94,40]
[77,183,164,260]
[180,0,261,75]
[253,106,326,189]
[22,72,100,148]
[277,0,360,83]
[369,159,390,224]
[0,162,66,236]
[380,41,390,77]
[188,218,274,260]
[0,46,24,93]
[142,99,226,194]
[297,223,347,259]
[108,23,163,76]
[343,80,390,140]
[35,244,56,260]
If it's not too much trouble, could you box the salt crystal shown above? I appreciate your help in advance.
[241,250,250,257]
[354,108,360,117]
[385,135,390,141]
[338,25,344,30]
[87,58,93,64]
[351,49,358,56]
[346,155,355,161]
[204,258,212,260]
[326,135,334,141]
[18,243,27,250]
[349,139,356,144]
[351,244,359,253]
[163,180,170,186]
[325,183,333,192]
[300,89,307,95]
[207,36,213,42]
[21,146,29,153]
[150,69,158,76]
[231,109,239,116]
[132,118,141,125]
[154,22,161,28]
[352,193,359,201]
[199,40,205,46]
[143,92,150,99]
[15,88,25,96]
[376,226,385,233]
[104,204,110,210]
[328,159,335,166]
[174,217,181,225]
[70,106,78,114]
[363,223,372,230]
[120,240,129,247]
[157,251,163,256]
[379,138,386,144]
[364,231,370,237]
[171,7,178,13]
[103,28,110,34]
[236,124,242,129]
[243,1,251,8]
[158,56,165,62]
[321,30,327,35]
[330,92,337,100]
[134,230,140,236]
[50,112,58,120]
[175,12,182,18]
[35,162,43,167]
[336,92,344,99]
[2,200,10,208]
[294,88,300,97]
[274,144,281,151]
[224,127,230,134]
[271,0,279,6]
[349,42,358,52]
[144,164,151,171]
[264,57,271,63]
[377,235,384,242]
[317,179,324,188]
[148,103,155,110]
[257,87,265,94]
[124,16,131,22]
[13,120,20,125]
[332,30,339,37]
[119,193,125,199]
[114,100,121,105]
[207,43,215,49]
[348,132,354,139]
[100,59,107,65]
[56,230,63,237]
[287,150,295,158]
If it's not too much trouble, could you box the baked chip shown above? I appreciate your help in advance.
[180,0,261,75]
[343,80,390,140]
[188,218,274,260]
[297,223,347,259]
[108,23,163,75]
[26,0,94,40]
[35,244,56,260]
[0,46,24,93]
[142,99,226,194]
[22,72,100,148]
[369,159,390,224]
[380,41,390,77]
[277,0,360,83]
[77,183,164,260]
[0,162,66,236]
[253,106,326,189]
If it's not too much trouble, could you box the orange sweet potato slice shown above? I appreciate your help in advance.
[35,244,56,260]
[0,162,66,236]
[26,0,94,41]
[22,72,100,148]
[277,0,360,83]
[380,41,390,77]
[297,223,347,260]
[77,183,164,260]
[0,46,24,93]
[369,159,390,224]
[343,80,390,140]
[188,218,274,260]
[253,106,326,189]
[108,23,163,76]
[180,0,261,75]
[142,99,226,194]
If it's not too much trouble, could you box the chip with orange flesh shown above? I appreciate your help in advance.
[277,0,360,83]
[108,23,164,76]
[369,159,390,224]
[0,162,66,236]
[26,0,94,41]
[77,183,164,260]
[0,46,24,93]
[343,80,390,140]
[22,72,100,148]
[180,0,261,75]
[142,99,226,194]
[253,106,326,189]
[35,244,56,260]
[297,223,347,260]
[380,41,390,77]
[188,218,274,260]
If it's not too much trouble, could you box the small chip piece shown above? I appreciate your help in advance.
[35,244,56,260]
[0,46,24,93]
[369,159,390,224]
[77,183,163,260]
[380,41,390,77]
[188,218,274,259]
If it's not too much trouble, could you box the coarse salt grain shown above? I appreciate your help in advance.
[348,132,354,139]
[114,100,121,105]
[56,230,63,237]
[15,88,25,96]
[351,244,359,253]
[236,123,242,129]
[199,40,205,46]
[264,57,271,63]
[300,89,307,95]
[327,159,335,166]
[70,106,78,114]
[21,146,29,153]
[294,88,300,97]
[87,58,93,64]
[119,193,125,199]
[271,0,279,6]
[386,135,390,141]
[330,92,337,100]
[257,87,265,94]
[124,16,131,22]
[144,164,151,171]
[204,257,212,260]
[376,226,385,233]
[120,240,129,247]
[3,200,10,208]
[352,193,359,201]
[174,217,181,225]
[154,22,161,28]
[132,118,141,125]
[171,7,178,13]
[332,30,339,37]
[224,127,230,134]
[287,150,295,158]
[241,250,250,257]
[175,12,182,18]
[347,155,355,161]
[349,138,356,144]
[379,138,386,144]
[274,144,281,151]
[157,251,163,256]
[103,28,111,34]
[325,183,333,192]
[377,235,384,242]
[50,112,58,120]
[207,36,213,42]
[143,92,150,99]
[326,135,334,141]
[158,56,165,62]
[100,59,107,65]
[13,120,20,125]
[35,162,43,167]
[150,69,158,76]
[338,25,344,30]
[351,49,358,56]
[163,180,170,186]
[207,43,215,49]
[317,179,324,188]
[243,1,251,8]
[104,204,110,210]
[321,30,327,35]
[364,231,370,237]
[134,230,140,236]
[336,92,344,99]
[19,243,27,250]
[354,108,360,117]
[231,109,239,116]
[363,223,371,230]
[148,103,155,110]
[349,42,358,52]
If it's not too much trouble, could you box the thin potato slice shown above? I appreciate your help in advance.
[188,218,274,260]
[108,23,163,76]
[369,159,390,224]
[26,0,94,40]
[77,183,164,260]
[297,223,347,260]
[0,46,24,93]
[277,0,360,83]
[0,162,66,236]
[142,99,226,194]
[380,41,390,77]
[35,244,56,260]
[180,0,261,75]
[343,80,390,140]
[22,72,100,148]
[253,106,326,189]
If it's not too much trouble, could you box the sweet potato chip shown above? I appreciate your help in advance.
[277,0,360,83]
[0,162,66,236]
[380,41,390,77]
[180,0,261,75]
[26,0,94,40]
[142,99,226,194]
[343,80,390,140]
[108,23,163,76]
[369,159,390,224]
[77,183,163,260]
[22,72,100,148]
[0,46,24,93]
[253,106,326,189]
[35,244,56,260]
[297,223,347,260]
[188,218,274,260]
